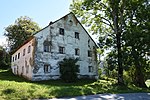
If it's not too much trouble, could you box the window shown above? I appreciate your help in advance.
[88,66,93,72]
[59,28,64,35]
[75,32,79,39]
[15,55,17,60]
[23,49,26,56]
[18,53,20,59]
[44,45,50,52]
[28,45,31,53]
[59,46,65,54]
[26,65,29,74]
[12,57,14,62]
[75,48,80,56]
[44,65,50,73]
[76,65,80,73]
[22,66,24,75]
[88,50,92,57]
[43,41,51,52]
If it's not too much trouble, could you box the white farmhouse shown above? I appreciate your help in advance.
[11,12,98,81]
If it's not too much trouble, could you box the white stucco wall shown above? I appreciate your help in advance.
[32,13,98,81]
[11,13,98,81]
[11,38,35,80]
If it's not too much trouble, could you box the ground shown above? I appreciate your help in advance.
[0,69,150,99]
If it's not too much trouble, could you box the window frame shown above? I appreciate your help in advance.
[23,49,26,56]
[88,66,93,72]
[59,46,65,54]
[75,32,79,39]
[75,48,80,56]
[18,53,20,59]
[28,45,31,53]
[15,55,17,60]
[44,45,50,52]
[88,50,92,57]
[59,28,64,35]
[44,64,50,73]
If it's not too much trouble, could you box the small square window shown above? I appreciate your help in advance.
[75,48,80,56]
[18,53,20,59]
[59,28,64,35]
[59,46,65,54]
[28,45,31,53]
[75,32,79,39]
[44,64,50,73]
[88,66,93,72]
[88,50,92,57]
[23,49,26,56]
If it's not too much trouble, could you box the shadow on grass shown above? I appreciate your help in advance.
[0,69,96,86]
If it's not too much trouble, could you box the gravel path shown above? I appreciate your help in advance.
[48,93,150,100]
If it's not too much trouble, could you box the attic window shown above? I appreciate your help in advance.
[59,28,64,35]
[75,32,79,39]
[43,41,51,52]
[88,50,92,57]
[69,20,73,26]
[28,45,31,53]
[23,49,26,56]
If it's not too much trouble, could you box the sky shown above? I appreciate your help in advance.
[0,0,72,46]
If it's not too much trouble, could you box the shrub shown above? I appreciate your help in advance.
[59,58,79,82]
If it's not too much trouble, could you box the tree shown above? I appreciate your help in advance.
[58,58,79,82]
[122,0,150,87]
[4,16,41,51]
[70,0,126,85]
[0,46,10,69]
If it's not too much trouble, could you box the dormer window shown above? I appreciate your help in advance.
[59,28,64,35]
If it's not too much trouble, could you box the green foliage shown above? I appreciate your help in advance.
[0,69,150,99]
[4,16,41,51]
[0,46,10,69]
[59,58,79,82]
[70,0,150,87]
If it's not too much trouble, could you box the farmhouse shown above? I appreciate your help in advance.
[11,12,98,81]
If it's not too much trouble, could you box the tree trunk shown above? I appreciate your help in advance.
[112,0,124,85]
[135,67,147,88]
[132,49,147,88]
[116,33,124,85]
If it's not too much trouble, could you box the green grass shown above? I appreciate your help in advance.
[0,69,150,99]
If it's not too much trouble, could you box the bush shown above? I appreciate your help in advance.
[59,58,79,82]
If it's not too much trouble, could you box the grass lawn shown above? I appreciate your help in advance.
[0,69,150,99]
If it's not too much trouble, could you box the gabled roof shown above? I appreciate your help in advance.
[12,12,98,55]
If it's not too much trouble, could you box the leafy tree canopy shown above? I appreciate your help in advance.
[4,16,41,51]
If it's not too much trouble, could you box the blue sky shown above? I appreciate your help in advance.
[0,0,72,45]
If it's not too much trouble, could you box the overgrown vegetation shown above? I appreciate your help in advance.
[0,69,149,99]
[0,46,10,70]
[70,0,150,87]
[59,58,79,82]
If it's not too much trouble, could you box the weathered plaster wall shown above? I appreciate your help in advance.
[11,38,35,80]
[32,13,98,81]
